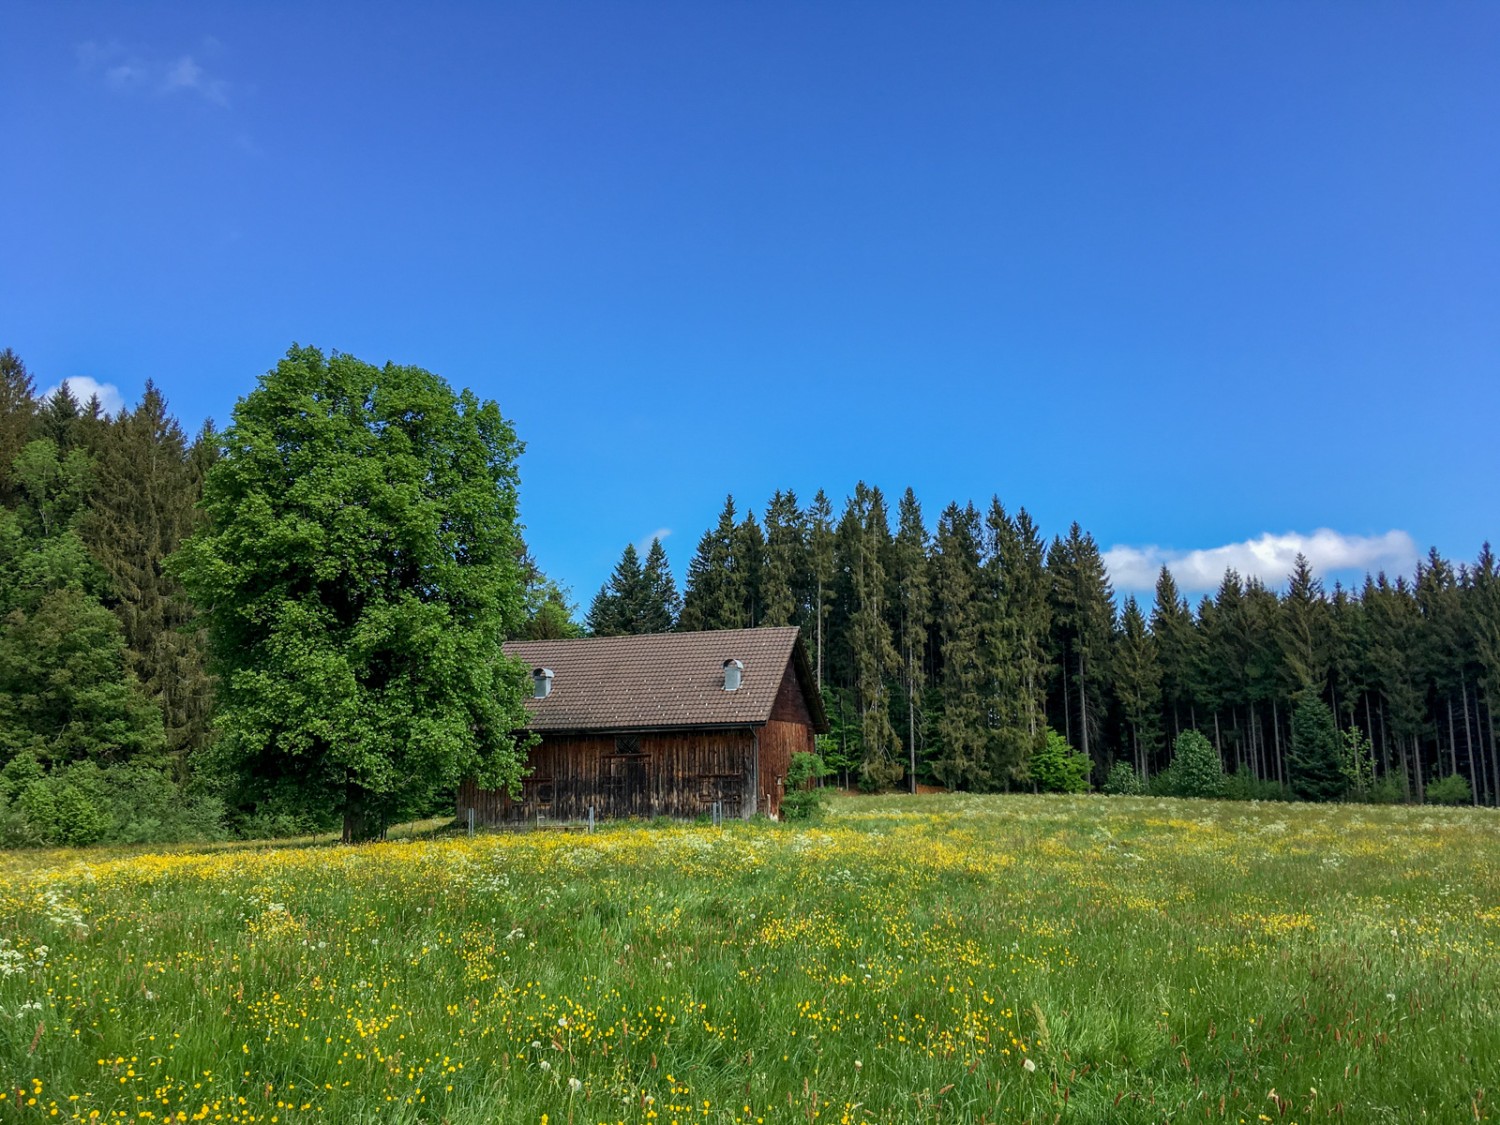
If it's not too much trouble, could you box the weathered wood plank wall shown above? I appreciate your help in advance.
[460,728,759,824]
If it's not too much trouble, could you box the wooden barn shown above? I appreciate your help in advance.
[457,626,828,824]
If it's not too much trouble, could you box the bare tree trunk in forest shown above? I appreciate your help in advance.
[1487,687,1499,808]
[1249,704,1260,780]
[816,580,824,688]
[1412,735,1424,803]
[909,674,917,796]
[1062,655,1072,746]
[1272,700,1283,785]
[1376,698,1389,775]
[1397,723,1410,801]
[1173,704,1180,743]
[1447,696,1458,777]
[1461,676,1477,804]
[1078,650,1090,765]
[1212,712,1221,755]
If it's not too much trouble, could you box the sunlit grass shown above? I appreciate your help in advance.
[2,794,1497,1122]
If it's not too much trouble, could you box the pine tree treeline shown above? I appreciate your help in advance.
[648,484,1500,805]
[0,352,221,844]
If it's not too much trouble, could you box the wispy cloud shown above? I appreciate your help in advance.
[40,377,126,417]
[162,54,230,106]
[77,39,231,106]
[1103,529,1420,594]
[636,528,673,554]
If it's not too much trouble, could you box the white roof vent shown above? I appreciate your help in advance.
[722,658,743,692]
[532,667,554,699]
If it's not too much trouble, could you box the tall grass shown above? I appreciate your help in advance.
[2,794,1497,1122]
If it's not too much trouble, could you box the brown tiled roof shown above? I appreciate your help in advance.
[502,626,828,733]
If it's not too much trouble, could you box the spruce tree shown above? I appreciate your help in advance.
[733,508,766,627]
[981,499,1026,784]
[640,537,681,633]
[846,484,902,790]
[759,489,804,628]
[587,543,646,636]
[1005,507,1053,756]
[38,384,83,452]
[1241,578,1287,782]
[1280,554,1331,695]
[929,502,988,789]
[1470,545,1500,805]
[81,383,213,766]
[891,488,930,791]
[1115,595,1163,778]
[806,489,835,684]
[1365,574,1427,800]
[0,348,36,508]
[1151,567,1195,740]
[1288,694,1344,801]
[1204,569,1249,768]
[1414,549,1465,778]
[679,496,743,632]
[1047,523,1114,779]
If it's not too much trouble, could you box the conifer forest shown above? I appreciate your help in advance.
[592,487,1500,808]
[2,344,1498,851]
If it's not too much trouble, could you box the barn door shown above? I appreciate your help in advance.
[605,754,652,818]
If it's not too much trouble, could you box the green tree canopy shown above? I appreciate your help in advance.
[170,346,533,840]
[587,543,647,636]
[1288,694,1344,802]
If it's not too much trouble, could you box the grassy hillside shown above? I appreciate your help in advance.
[2,794,1497,1123]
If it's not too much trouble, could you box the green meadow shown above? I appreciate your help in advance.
[2,794,1497,1124]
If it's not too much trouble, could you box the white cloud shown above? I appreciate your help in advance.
[162,54,230,105]
[105,63,146,90]
[1103,529,1420,594]
[77,39,230,106]
[40,377,126,417]
[636,528,672,554]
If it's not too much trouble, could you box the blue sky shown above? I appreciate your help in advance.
[3,2,1497,608]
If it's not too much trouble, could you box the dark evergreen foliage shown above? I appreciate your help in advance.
[656,484,1500,804]
[1287,695,1344,801]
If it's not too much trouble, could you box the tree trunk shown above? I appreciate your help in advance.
[1249,703,1260,780]
[1062,655,1072,747]
[1447,695,1458,778]
[1272,699,1283,785]
[908,670,917,795]
[1412,734,1424,804]
[1078,650,1090,765]
[815,580,824,688]
[1461,675,1477,804]
[1487,684,1499,808]
[1397,721,1411,802]
[342,785,378,844]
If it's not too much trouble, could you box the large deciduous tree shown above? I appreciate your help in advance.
[171,346,534,840]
